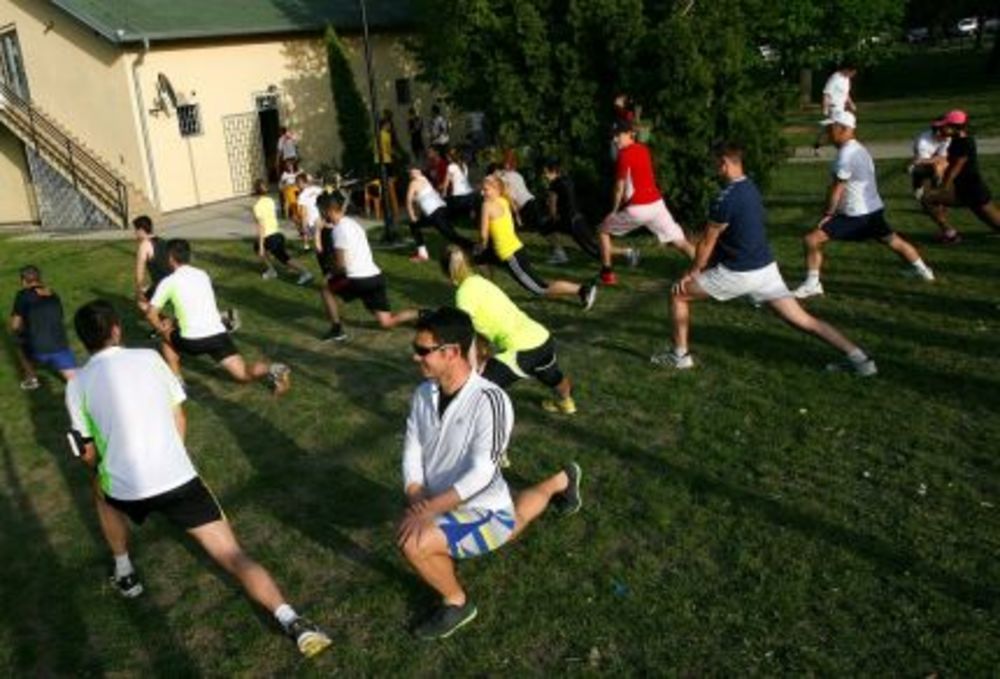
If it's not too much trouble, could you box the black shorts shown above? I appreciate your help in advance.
[169,329,238,362]
[955,179,993,208]
[518,198,542,231]
[328,274,390,313]
[821,210,893,242]
[255,233,291,264]
[105,477,224,530]
[911,164,937,191]
[446,193,478,219]
[481,338,564,389]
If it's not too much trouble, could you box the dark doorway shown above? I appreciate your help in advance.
[257,108,280,183]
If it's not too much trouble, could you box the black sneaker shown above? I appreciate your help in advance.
[321,326,348,342]
[579,282,598,311]
[110,571,144,599]
[414,601,478,640]
[224,308,241,334]
[286,617,332,658]
[559,462,583,516]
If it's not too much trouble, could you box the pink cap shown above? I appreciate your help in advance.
[934,109,968,126]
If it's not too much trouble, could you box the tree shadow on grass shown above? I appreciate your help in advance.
[22,380,201,676]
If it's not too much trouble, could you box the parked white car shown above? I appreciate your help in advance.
[956,17,979,36]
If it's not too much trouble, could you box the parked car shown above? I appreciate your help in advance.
[955,17,979,36]
[906,27,929,44]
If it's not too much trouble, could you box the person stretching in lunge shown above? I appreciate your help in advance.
[9,265,77,390]
[406,167,475,262]
[141,239,291,393]
[295,173,324,251]
[540,157,600,264]
[442,246,580,414]
[251,179,314,284]
[599,119,694,285]
[398,306,583,640]
[653,142,877,377]
[66,300,330,658]
[315,192,419,341]
[477,174,598,309]
[792,111,934,299]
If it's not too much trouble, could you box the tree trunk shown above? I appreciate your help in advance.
[798,68,813,109]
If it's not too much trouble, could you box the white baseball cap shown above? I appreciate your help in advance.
[820,110,856,129]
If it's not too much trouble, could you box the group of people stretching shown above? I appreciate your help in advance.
[9,101,998,657]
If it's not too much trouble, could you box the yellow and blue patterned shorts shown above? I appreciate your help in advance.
[436,508,516,559]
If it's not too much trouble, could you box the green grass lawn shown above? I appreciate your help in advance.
[1,158,999,675]
[784,46,1000,146]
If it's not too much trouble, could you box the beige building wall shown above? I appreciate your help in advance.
[0,125,36,223]
[0,0,148,195]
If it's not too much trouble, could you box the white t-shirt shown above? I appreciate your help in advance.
[151,265,226,339]
[912,129,950,160]
[332,216,381,279]
[446,162,473,197]
[823,71,851,113]
[832,139,883,216]
[431,114,450,145]
[500,170,534,209]
[297,185,323,227]
[277,135,298,160]
[279,170,298,188]
[66,347,196,501]
[415,182,446,216]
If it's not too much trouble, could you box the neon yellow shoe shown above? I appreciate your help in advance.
[541,396,577,415]
[288,617,332,658]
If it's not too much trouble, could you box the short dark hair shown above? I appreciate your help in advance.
[713,141,745,164]
[19,265,41,284]
[315,190,344,217]
[167,238,192,264]
[74,299,120,353]
[415,306,474,355]
[132,215,153,233]
[253,179,268,195]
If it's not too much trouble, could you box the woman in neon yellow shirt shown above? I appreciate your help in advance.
[478,174,597,310]
[251,180,313,285]
[441,245,577,414]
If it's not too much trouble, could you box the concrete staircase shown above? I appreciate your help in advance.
[0,79,159,230]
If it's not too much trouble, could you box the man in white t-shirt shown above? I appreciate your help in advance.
[295,173,323,251]
[141,239,291,393]
[274,127,299,173]
[66,300,330,658]
[794,111,934,299]
[909,121,950,199]
[814,65,857,152]
[398,306,583,640]
[315,192,418,341]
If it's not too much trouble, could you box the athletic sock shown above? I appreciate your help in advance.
[274,603,299,630]
[805,270,821,286]
[114,553,134,578]
[847,348,868,364]
[674,346,689,358]
[912,258,931,275]
[417,245,429,258]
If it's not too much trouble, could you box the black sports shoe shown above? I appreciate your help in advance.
[286,617,332,658]
[414,601,478,640]
[110,571,144,599]
[559,462,583,516]
[578,282,598,311]
[321,326,348,342]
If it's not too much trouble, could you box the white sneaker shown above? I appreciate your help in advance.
[296,271,314,286]
[626,248,642,268]
[793,280,824,299]
[650,349,694,369]
[902,267,935,282]
[547,248,569,265]
[826,357,878,377]
[261,269,278,280]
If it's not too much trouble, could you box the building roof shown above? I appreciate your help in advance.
[51,0,414,44]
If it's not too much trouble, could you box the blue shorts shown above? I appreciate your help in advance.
[31,349,77,372]
[821,210,893,242]
[436,508,516,560]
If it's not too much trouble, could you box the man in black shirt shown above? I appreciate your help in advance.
[9,265,77,389]
[921,109,1000,244]
[539,158,600,264]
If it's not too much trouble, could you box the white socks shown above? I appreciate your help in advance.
[114,553,134,578]
[274,603,299,630]
[804,270,821,285]
[847,348,868,364]
[912,259,934,279]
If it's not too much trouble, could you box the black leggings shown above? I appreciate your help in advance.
[540,214,600,260]
[481,338,564,389]
[410,207,475,250]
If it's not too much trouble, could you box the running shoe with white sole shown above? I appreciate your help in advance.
[414,602,478,640]
[792,281,824,299]
[626,247,641,268]
[261,269,278,281]
[223,308,241,334]
[825,357,878,377]
[296,271,314,286]
[286,617,332,658]
[542,396,577,415]
[321,326,349,342]
[560,462,583,516]
[110,571,144,599]
[578,282,598,311]
[19,376,40,391]
[901,267,935,282]
[547,248,569,265]
[650,349,694,369]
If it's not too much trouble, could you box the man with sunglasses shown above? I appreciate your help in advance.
[398,307,583,640]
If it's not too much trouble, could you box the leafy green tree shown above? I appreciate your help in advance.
[326,27,373,175]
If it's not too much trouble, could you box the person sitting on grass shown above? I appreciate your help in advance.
[9,265,77,390]
[653,142,878,377]
[66,300,331,658]
[251,179,314,284]
[477,174,598,309]
[141,239,291,394]
[315,192,418,342]
[441,245,580,415]
[398,306,583,640]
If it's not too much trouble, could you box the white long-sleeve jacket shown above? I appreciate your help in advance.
[402,372,514,514]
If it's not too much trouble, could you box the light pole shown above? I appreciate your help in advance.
[358,0,397,243]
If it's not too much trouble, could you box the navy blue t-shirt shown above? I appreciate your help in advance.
[708,177,774,271]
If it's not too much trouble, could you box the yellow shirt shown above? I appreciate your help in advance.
[488,197,523,261]
[253,196,280,237]
[455,275,549,363]
[375,128,393,163]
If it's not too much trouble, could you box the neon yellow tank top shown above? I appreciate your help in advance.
[488,197,523,261]
[455,275,549,355]
[253,196,280,237]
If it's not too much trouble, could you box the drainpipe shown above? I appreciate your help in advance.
[131,36,161,209]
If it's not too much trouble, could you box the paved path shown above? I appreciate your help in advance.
[790,135,1000,163]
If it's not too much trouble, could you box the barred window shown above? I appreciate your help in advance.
[177,104,202,137]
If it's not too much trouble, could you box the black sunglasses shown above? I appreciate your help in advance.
[411,342,456,357]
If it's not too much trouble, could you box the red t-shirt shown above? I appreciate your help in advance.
[616,142,661,206]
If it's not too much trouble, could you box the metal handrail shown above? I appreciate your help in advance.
[0,79,129,227]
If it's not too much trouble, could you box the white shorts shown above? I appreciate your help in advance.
[601,199,684,244]
[695,262,791,303]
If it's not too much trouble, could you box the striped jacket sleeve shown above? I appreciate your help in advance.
[452,387,511,500]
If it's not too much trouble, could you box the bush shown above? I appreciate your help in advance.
[326,27,374,177]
